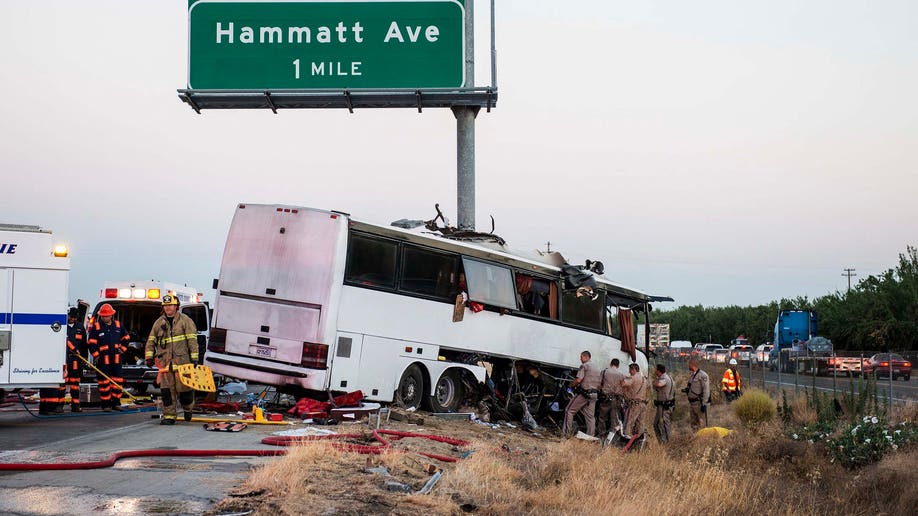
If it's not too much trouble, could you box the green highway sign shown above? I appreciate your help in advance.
[188,1,466,90]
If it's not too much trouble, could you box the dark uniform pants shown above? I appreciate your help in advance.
[654,404,674,443]
[97,360,123,409]
[66,354,83,407]
[563,393,597,436]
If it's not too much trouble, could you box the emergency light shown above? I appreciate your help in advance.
[102,287,164,300]
[53,244,69,257]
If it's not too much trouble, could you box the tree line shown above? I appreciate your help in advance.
[647,246,918,352]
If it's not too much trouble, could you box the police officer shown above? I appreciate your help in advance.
[596,358,626,436]
[722,358,742,403]
[563,350,601,436]
[145,294,199,425]
[685,359,710,431]
[653,364,675,443]
[622,363,649,438]
[87,303,130,411]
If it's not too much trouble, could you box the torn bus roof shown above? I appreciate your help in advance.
[351,217,666,306]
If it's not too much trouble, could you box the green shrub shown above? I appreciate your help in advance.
[733,389,776,426]
[827,416,918,469]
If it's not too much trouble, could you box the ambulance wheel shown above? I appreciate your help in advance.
[426,370,465,413]
[395,364,425,410]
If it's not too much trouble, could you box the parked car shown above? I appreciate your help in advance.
[753,344,774,366]
[713,348,729,364]
[862,353,912,381]
[728,344,755,365]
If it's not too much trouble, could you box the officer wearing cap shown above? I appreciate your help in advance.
[87,303,130,411]
[145,294,199,425]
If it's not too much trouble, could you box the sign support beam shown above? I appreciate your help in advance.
[455,0,476,231]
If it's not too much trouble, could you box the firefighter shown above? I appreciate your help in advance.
[145,294,199,425]
[87,303,130,411]
[65,307,87,412]
[39,308,87,415]
[722,358,742,403]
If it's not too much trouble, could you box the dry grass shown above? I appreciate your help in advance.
[208,396,917,516]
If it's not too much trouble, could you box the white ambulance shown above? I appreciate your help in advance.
[0,224,70,395]
[87,281,210,393]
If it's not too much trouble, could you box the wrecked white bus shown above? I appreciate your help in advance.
[206,204,664,412]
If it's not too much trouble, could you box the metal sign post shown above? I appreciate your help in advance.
[180,0,499,227]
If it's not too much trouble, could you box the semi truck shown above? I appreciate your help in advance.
[769,309,860,375]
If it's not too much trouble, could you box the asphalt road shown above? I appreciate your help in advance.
[660,359,918,402]
[0,401,285,516]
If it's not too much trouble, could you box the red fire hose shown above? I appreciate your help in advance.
[261,429,470,463]
[0,430,470,471]
[0,449,286,471]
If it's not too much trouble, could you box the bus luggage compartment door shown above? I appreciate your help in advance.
[329,332,363,391]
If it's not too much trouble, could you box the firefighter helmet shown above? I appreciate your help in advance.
[162,294,179,306]
[98,303,116,317]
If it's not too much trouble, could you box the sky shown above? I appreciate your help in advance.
[1,0,916,309]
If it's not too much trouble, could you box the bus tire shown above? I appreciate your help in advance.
[395,364,425,410]
[426,370,465,413]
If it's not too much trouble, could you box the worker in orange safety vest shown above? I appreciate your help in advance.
[722,359,742,403]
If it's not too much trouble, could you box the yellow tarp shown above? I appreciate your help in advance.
[695,426,732,438]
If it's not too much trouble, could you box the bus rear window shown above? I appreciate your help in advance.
[461,258,517,310]
[345,235,398,289]
[400,247,457,300]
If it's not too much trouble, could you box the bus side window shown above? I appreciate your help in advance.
[399,246,457,300]
[561,289,605,330]
[515,273,555,318]
[461,258,517,310]
[345,234,398,289]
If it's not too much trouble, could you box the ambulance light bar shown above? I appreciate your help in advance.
[102,287,163,300]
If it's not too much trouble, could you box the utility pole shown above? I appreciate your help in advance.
[453,0,478,231]
[842,268,857,292]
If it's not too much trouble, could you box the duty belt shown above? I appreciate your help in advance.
[627,399,648,405]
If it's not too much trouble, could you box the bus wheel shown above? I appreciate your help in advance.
[427,370,465,413]
[395,365,424,410]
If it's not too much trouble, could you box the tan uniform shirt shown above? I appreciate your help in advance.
[687,368,710,403]
[622,373,648,401]
[576,360,602,391]
[655,373,675,401]
[600,367,625,397]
